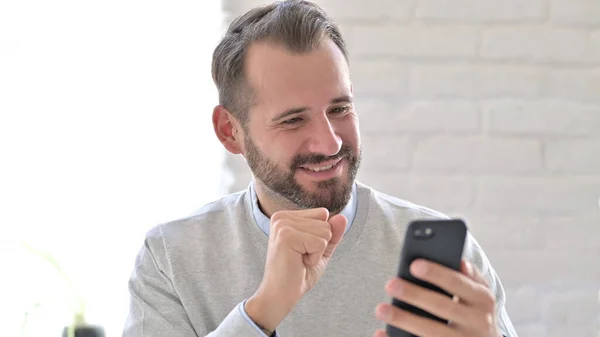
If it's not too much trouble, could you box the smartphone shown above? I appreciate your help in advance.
[386,218,467,337]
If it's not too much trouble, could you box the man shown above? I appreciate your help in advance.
[122,1,518,336]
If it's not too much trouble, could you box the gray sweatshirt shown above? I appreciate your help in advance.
[122,182,518,336]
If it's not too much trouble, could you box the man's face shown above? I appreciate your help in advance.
[241,39,361,214]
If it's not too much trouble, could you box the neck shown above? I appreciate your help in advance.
[254,180,302,218]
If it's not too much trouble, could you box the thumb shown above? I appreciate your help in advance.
[322,214,347,259]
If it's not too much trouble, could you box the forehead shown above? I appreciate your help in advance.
[244,39,351,117]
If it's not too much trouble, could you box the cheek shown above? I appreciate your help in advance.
[338,117,360,147]
[263,135,303,166]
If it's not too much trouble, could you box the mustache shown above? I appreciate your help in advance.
[291,144,354,168]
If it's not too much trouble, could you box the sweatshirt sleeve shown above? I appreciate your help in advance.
[463,232,519,337]
[122,229,270,337]
[205,301,277,337]
[238,300,280,337]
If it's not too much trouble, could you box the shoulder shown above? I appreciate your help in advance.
[356,181,494,272]
[356,181,450,221]
[144,190,248,249]
[356,183,509,312]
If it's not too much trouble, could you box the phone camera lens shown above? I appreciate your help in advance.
[414,227,434,239]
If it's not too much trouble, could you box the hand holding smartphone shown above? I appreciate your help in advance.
[386,219,467,337]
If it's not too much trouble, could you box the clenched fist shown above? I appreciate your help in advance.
[245,207,347,332]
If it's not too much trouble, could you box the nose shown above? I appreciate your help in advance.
[306,116,342,156]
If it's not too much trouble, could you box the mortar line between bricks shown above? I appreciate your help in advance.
[475,26,484,61]
[356,96,600,106]
[341,19,600,29]
[412,18,549,26]
[542,0,551,23]
[407,0,419,21]
[349,56,600,68]
[540,141,548,171]
[340,20,600,30]
[405,135,417,173]
[479,101,490,136]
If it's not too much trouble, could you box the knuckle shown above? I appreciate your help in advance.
[481,288,496,311]
[315,238,328,252]
[270,211,280,221]
[270,210,286,223]
[397,283,416,301]
[271,217,288,233]
[449,274,468,291]
[473,267,491,287]
[389,307,406,324]
[479,312,495,333]
[439,296,462,319]
[317,207,329,218]
[319,237,328,248]
[271,219,281,232]
[277,226,294,242]
[321,227,333,241]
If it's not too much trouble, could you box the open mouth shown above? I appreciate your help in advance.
[297,158,344,178]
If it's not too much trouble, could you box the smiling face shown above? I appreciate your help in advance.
[239,38,362,215]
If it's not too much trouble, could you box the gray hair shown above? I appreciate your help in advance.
[211,0,349,128]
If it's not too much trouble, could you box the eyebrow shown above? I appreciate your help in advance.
[271,95,354,123]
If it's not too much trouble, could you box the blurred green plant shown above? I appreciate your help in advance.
[21,242,87,337]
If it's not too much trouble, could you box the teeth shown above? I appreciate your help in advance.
[307,164,334,172]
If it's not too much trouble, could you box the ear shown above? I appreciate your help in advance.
[212,105,243,155]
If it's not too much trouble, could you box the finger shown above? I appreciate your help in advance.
[411,259,495,309]
[273,207,329,222]
[373,329,388,337]
[271,216,332,242]
[328,214,347,244]
[460,259,473,277]
[385,278,493,331]
[277,226,328,261]
[322,214,347,258]
[329,214,348,242]
[461,259,490,287]
[375,303,461,337]
[303,250,321,267]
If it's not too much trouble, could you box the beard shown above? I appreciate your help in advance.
[244,135,361,214]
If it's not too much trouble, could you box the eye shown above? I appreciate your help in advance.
[330,106,350,115]
[282,117,303,125]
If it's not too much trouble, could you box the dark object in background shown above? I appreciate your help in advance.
[62,325,106,337]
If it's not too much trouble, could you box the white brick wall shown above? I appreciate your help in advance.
[345,24,481,58]
[415,0,548,23]
[348,60,409,95]
[358,100,482,134]
[410,65,544,99]
[482,27,597,63]
[550,0,600,26]
[221,0,600,334]
[546,140,600,173]
[484,100,600,136]
[412,137,543,173]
